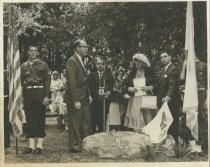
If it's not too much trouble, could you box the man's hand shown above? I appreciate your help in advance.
[162,96,170,103]
[75,101,81,110]
[104,91,111,98]
[124,94,130,99]
[89,96,92,103]
[43,97,49,106]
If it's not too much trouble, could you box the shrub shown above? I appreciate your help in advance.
[173,143,191,159]
[141,145,165,161]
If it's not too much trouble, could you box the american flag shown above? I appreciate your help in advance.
[7,4,23,137]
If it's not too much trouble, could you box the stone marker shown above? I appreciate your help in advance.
[83,131,175,159]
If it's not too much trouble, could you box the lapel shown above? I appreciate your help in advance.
[160,63,172,85]
[74,54,88,76]
[165,63,172,77]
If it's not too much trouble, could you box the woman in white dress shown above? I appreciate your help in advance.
[124,53,156,132]
[108,76,124,131]
[50,71,65,131]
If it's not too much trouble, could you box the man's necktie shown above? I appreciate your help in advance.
[99,72,102,79]
[99,72,103,87]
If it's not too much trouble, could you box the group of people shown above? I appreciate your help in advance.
[19,39,207,155]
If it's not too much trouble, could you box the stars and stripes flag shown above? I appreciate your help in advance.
[7,4,23,137]
[182,1,198,141]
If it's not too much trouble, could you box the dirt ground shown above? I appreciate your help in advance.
[4,117,209,163]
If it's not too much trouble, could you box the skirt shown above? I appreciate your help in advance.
[124,96,156,130]
[108,102,121,125]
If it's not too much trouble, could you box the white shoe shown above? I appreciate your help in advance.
[196,144,202,153]
[189,140,197,153]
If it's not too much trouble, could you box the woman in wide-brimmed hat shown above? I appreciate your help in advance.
[124,53,156,132]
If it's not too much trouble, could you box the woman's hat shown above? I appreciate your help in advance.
[133,53,151,67]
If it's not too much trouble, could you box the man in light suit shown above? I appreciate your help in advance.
[156,52,181,144]
[64,39,92,153]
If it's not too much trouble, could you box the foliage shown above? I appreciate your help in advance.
[85,2,187,67]
[173,143,191,159]
[141,145,165,162]
[3,2,207,72]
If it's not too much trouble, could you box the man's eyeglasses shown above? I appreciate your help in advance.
[78,46,89,48]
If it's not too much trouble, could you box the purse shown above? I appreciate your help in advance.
[141,87,157,109]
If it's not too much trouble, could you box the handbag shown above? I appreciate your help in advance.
[141,87,157,109]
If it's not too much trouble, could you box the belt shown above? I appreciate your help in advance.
[25,85,44,89]
[198,88,205,91]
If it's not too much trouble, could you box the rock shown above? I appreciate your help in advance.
[83,131,175,159]
[83,131,150,159]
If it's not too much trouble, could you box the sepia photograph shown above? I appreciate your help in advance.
[1,0,209,165]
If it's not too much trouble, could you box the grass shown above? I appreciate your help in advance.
[173,143,191,159]
[4,118,209,163]
[141,145,164,162]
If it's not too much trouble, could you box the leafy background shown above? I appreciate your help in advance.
[3,2,207,72]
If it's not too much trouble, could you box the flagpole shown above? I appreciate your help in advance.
[103,97,106,132]
[16,137,18,155]
[103,77,106,132]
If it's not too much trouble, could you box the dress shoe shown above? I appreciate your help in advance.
[22,148,34,154]
[33,148,42,155]
[69,147,82,153]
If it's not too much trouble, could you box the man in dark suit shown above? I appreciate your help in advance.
[156,52,181,144]
[89,57,114,133]
[64,39,92,153]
